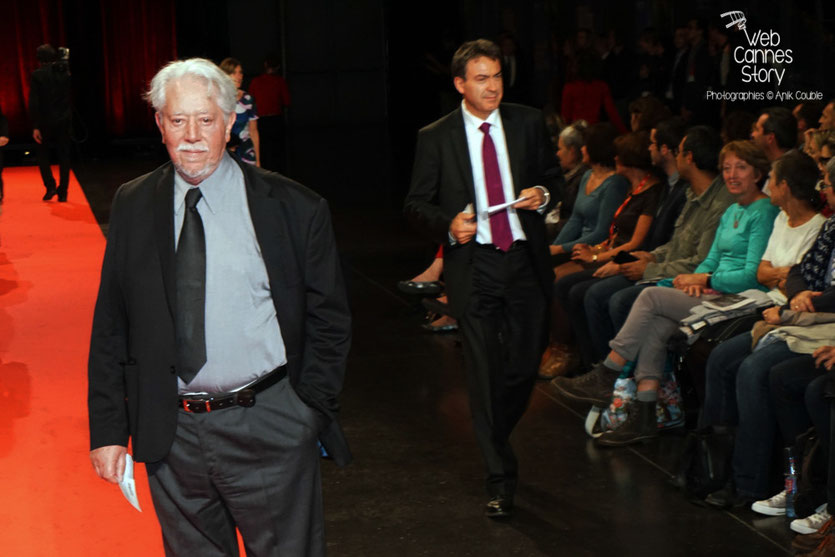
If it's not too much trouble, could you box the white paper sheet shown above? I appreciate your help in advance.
[486,196,528,216]
[119,453,142,512]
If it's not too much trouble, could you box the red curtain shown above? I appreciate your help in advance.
[0,0,66,136]
[99,2,177,135]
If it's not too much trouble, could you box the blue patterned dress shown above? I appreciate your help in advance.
[229,91,258,165]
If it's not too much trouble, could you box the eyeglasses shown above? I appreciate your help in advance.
[817,179,832,191]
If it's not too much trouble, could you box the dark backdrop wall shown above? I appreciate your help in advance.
[1,0,833,209]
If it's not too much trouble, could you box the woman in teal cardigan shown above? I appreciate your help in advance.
[551,140,779,445]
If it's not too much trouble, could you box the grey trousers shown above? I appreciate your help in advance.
[147,378,326,557]
[608,286,701,383]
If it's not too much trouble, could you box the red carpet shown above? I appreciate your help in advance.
[0,166,163,555]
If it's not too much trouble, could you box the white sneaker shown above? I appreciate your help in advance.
[791,505,831,535]
[750,491,786,516]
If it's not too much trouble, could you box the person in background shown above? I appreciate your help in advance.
[628,96,671,133]
[751,107,798,164]
[30,44,72,202]
[220,57,261,167]
[561,51,628,133]
[794,101,825,149]
[0,104,8,203]
[550,123,628,266]
[546,120,589,240]
[248,55,291,172]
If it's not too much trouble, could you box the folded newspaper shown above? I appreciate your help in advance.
[701,293,756,312]
[678,289,773,341]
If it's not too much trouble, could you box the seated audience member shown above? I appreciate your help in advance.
[794,101,825,149]
[542,131,664,377]
[800,99,835,155]
[820,100,835,131]
[697,151,826,508]
[552,140,780,447]
[397,248,458,332]
[580,126,732,365]
[783,345,835,539]
[640,117,689,253]
[628,95,672,133]
[550,123,628,266]
[546,121,590,240]
[804,130,835,162]
[816,136,835,175]
[720,111,757,144]
[398,247,444,294]
[560,51,628,133]
[751,107,798,166]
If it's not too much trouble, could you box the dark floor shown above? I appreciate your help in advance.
[73,157,795,556]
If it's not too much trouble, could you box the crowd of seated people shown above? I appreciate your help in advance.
[541,95,835,550]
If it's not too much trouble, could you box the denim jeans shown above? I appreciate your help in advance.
[701,331,797,498]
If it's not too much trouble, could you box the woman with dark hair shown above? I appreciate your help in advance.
[560,51,627,133]
[552,141,780,444]
[627,96,671,132]
[220,57,261,166]
[550,123,628,266]
[540,131,664,378]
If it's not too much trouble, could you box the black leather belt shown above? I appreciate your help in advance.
[476,240,528,251]
[178,365,287,413]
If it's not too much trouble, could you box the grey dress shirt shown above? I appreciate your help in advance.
[174,153,286,394]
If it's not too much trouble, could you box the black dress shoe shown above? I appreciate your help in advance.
[705,484,753,509]
[485,496,513,519]
[43,187,58,201]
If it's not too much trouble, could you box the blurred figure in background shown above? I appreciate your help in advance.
[249,55,291,172]
[220,57,261,167]
[30,44,72,202]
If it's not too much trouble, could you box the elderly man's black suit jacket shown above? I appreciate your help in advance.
[88,160,352,466]
[404,103,562,317]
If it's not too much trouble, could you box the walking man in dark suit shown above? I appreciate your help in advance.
[88,58,351,555]
[405,39,561,518]
[29,44,72,202]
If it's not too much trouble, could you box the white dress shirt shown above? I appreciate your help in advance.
[460,101,527,245]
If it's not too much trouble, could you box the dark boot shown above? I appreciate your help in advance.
[595,399,658,447]
[550,361,619,406]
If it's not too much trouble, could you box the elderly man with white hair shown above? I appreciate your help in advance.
[87,58,351,556]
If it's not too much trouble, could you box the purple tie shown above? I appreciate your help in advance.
[479,122,513,251]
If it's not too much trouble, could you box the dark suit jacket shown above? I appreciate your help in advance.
[29,65,72,130]
[404,103,562,317]
[88,160,352,466]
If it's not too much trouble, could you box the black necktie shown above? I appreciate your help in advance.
[176,187,206,383]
